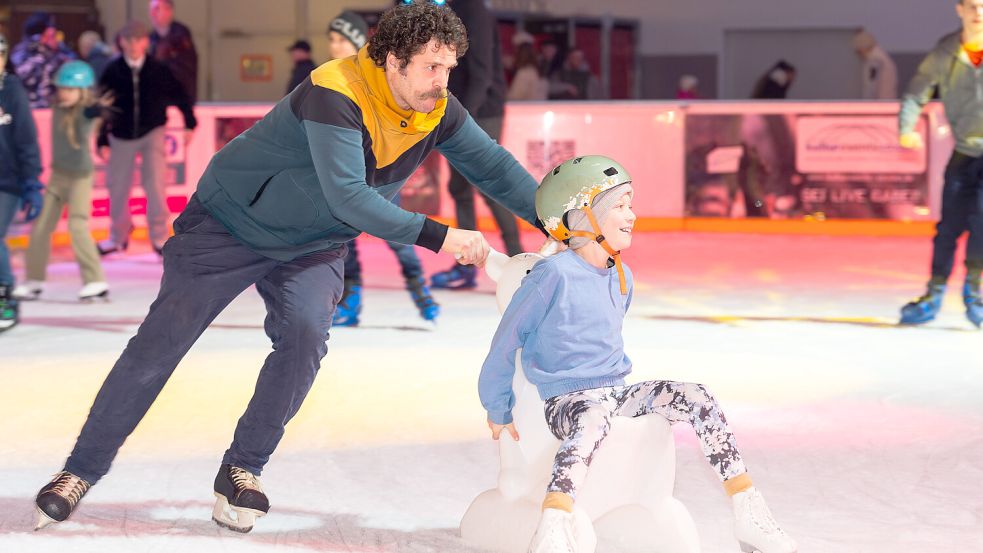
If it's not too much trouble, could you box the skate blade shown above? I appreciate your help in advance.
[34,508,57,531]
[212,493,264,533]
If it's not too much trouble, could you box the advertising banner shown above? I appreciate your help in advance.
[685,112,931,220]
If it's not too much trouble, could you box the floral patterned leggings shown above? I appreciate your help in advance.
[543,380,747,498]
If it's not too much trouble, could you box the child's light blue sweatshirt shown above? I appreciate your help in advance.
[479,249,634,425]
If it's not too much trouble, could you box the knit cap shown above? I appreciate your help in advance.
[328,11,369,50]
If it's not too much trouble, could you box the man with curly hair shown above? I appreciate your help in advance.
[33,1,544,533]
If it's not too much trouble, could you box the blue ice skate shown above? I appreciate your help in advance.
[899,284,945,325]
[963,282,983,328]
[430,264,477,290]
[408,277,440,322]
[332,281,362,327]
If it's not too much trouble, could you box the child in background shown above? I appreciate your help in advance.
[478,156,798,553]
[14,60,110,301]
[0,32,44,331]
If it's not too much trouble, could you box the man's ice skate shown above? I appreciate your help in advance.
[963,281,983,328]
[527,508,577,553]
[732,488,797,553]
[899,283,945,325]
[0,285,18,332]
[212,464,269,533]
[79,281,110,302]
[12,280,43,301]
[96,238,128,256]
[407,276,440,323]
[34,471,91,530]
[332,279,362,327]
[430,263,477,290]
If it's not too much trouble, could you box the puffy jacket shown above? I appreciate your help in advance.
[0,72,42,195]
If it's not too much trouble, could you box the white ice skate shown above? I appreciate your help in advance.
[79,281,109,302]
[211,464,269,533]
[12,280,43,301]
[733,487,797,553]
[527,508,577,553]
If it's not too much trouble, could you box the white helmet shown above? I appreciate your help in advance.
[0,33,7,57]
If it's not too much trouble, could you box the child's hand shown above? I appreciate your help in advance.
[488,419,519,441]
[97,90,115,108]
[97,146,111,161]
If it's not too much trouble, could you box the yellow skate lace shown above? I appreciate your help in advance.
[229,466,263,494]
[49,472,90,507]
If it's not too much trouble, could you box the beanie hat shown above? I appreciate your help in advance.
[328,11,369,50]
[565,183,633,250]
[24,12,55,37]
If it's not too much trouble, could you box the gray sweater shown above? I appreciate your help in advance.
[900,31,983,157]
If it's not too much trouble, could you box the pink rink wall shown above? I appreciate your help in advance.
[12,101,954,240]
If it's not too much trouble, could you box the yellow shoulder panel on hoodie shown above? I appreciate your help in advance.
[308,51,446,169]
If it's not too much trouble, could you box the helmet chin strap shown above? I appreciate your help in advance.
[568,205,628,295]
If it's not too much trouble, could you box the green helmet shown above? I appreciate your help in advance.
[535,155,632,241]
[55,61,96,88]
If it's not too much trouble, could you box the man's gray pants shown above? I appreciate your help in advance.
[106,127,169,248]
[64,195,346,483]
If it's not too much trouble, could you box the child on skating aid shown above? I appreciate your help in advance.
[478,155,798,553]
[0,32,44,331]
[13,61,110,302]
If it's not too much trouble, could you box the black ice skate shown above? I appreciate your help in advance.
[212,464,269,533]
[34,471,91,530]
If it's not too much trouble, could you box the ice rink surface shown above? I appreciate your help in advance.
[2,230,981,552]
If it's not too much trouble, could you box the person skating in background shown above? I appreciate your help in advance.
[285,39,316,94]
[898,0,983,327]
[0,32,44,331]
[33,2,544,533]
[10,12,76,109]
[326,10,439,326]
[13,61,112,303]
[149,0,198,103]
[95,20,196,257]
[479,156,798,553]
[430,0,523,290]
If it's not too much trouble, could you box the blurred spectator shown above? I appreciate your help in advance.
[327,10,368,60]
[285,39,316,94]
[429,0,522,289]
[751,60,796,99]
[507,41,547,101]
[550,48,602,100]
[677,74,700,99]
[78,31,114,79]
[852,30,898,100]
[149,0,198,103]
[538,40,562,79]
[11,12,76,108]
[95,20,196,257]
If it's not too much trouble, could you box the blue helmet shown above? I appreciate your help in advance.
[55,61,96,88]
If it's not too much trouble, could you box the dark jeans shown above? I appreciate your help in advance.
[64,195,345,483]
[342,195,423,283]
[931,152,983,281]
[447,116,523,256]
[343,238,422,283]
